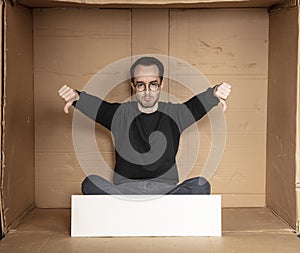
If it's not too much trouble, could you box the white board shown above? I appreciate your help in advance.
[71,195,222,237]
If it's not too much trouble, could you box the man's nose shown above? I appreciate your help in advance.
[145,86,150,94]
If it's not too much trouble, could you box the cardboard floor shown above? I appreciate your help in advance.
[0,208,300,252]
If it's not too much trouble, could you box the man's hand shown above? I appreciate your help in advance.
[58,85,80,114]
[214,82,231,112]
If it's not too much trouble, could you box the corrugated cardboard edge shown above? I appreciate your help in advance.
[296,0,300,236]
[18,0,283,8]
[269,0,297,11]
[0,0,4,239]
[296,189,300,234]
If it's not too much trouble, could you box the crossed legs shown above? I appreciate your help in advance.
[81,175,211,195]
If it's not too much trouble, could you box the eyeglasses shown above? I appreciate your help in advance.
[134,81,161,92]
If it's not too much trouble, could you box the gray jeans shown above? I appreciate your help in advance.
[81,175,211,195]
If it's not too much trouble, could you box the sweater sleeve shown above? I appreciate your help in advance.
[184,87,220,122]
[172,87,219,132]
[73,91,120,130]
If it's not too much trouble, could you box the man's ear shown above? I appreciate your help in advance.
[160,80,165,89]
[131,82,135,90]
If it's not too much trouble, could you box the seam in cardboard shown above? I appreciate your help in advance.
[223,229,295,235]
[6,203,35,232]
[269,204,297,231]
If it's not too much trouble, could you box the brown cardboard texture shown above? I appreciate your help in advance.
[267,6,298,230]
[169,9,268,208]
[0,0,300,236]
[1,208,300,252]
[34,7,131,208]
[2,2,34,231]
[32,7,268,208]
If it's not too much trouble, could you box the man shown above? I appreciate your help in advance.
[58,57,231,195]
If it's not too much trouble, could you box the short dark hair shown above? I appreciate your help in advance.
[130,57,164,83]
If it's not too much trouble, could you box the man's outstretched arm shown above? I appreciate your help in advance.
[174,82,231,131]
[58,85,120,130]
[183,82,232,119]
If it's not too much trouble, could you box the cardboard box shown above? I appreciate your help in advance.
[0,0,299,237]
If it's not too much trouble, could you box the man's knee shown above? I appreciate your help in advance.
[81,174,101,195]
[169,176,211,195]
[186,176,211,194]
[198,177,211,194]
[81,175,92,195]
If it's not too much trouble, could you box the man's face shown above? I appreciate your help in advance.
[131,64,163,110]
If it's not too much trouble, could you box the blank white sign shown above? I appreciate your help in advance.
[71,195,222,237]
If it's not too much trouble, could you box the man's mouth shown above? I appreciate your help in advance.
[144,97,153,102]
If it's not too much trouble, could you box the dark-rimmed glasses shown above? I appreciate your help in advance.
[133,81,161,92]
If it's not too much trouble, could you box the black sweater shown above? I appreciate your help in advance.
[74,87,219,185]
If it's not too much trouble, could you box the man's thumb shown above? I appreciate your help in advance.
[220,99,227,112]
[64,101,72,114]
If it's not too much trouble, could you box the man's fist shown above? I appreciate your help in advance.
[214,82,232,112]
[58,85,80,114]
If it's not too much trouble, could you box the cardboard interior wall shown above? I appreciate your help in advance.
[0,0,300,233]
[1,3,34,231]
[267,5,299,229]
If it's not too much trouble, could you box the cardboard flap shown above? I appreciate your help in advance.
[19,0,284,8]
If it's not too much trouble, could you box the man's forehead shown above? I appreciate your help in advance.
[133,64,160,78]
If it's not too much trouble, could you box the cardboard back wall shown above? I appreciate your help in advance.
[33,8,268,208]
